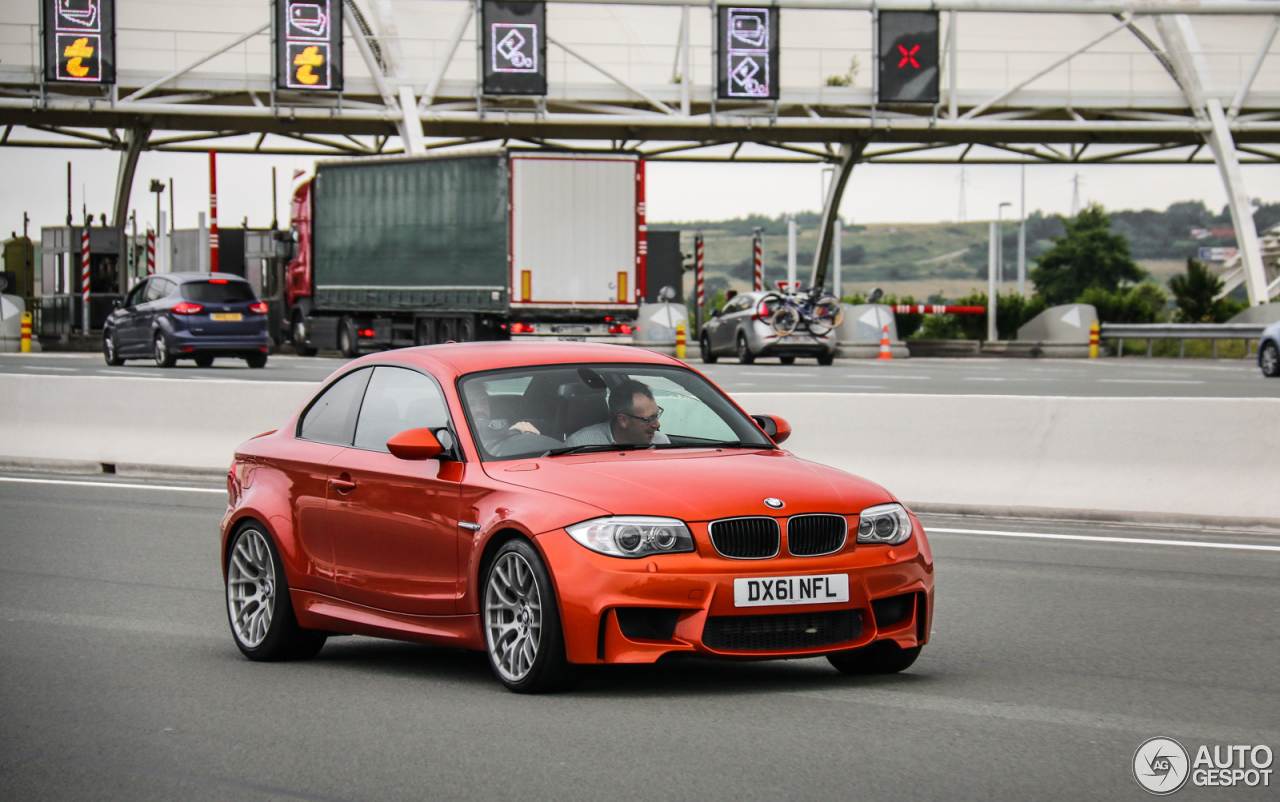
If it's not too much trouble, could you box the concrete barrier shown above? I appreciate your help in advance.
[737,392,1280,522]
[1,375,317,470]
[4,375,1277,521]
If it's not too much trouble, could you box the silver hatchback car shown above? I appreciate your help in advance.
[700,290,838,365]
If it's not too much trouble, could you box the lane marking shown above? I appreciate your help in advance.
[1097,379,1204,385]
[11,365,76,371]
[928,526,1280,553]
[0,476,224,494]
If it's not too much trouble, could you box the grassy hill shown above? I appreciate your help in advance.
[652,201,1278,304]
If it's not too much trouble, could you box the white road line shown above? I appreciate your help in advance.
[1097,379,1204,384]
[928,526,1280,553]
[0,476,224,494]
[838,373,931,380]
[12,365,76,371]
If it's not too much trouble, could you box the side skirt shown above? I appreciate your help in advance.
[292,589,485,651]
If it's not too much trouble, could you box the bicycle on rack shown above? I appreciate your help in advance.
[761,286,844,336]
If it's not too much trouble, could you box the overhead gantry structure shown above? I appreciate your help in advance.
[1,0,1277,303]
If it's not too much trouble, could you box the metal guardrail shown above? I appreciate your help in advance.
[1100,323,1267,339]
[1100,322,1268,358]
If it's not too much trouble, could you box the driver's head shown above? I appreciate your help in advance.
[463,383,491,425]
[609,379,661,445]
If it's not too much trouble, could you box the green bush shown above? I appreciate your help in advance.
[1078,281,1167,323]
[1169,258,1247,323]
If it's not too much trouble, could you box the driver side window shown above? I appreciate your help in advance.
[352,367,451,453]
[124,281,147,308]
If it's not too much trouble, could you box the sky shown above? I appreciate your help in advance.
[2,144,1275,241]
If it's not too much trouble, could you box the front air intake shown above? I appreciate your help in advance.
[708,517,780,559]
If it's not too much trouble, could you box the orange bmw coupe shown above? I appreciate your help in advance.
[221,343,934,692]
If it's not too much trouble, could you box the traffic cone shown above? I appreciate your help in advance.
[877,325,893,360]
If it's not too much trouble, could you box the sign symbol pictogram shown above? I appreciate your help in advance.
[63,37,94,77]
[898,44,920,68]
[294,45,324,85]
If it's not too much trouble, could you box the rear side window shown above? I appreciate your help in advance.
[353,367,450,453]
[144,278,172,302]
[181,280,257,303]
[298,368,372,446]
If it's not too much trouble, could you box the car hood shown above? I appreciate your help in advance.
[483,449,894,522]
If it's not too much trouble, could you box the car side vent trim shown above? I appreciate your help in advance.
[708,517,781,559]
[787,514,848,556]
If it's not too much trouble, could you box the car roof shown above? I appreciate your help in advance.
[163,272,250,283]
[344,341,684,381]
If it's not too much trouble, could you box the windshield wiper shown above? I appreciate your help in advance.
[542,443,645,457]
[653,440,765,450]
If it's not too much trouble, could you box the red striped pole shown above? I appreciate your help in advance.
[752,231,763,292]
[80,228,91,333]
[208,150,220,273]
[146,229,156,276]
[891,305,986,314]
[694,233,705,331]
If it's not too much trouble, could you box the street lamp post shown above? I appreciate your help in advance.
[997,202,1012,294]
[149,179,165,274]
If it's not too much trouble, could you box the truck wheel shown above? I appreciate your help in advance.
[438,317,458,343]
[415,318,435,346]
[458,316,476,342]
[292,314,316,357]
[338,317,359,359]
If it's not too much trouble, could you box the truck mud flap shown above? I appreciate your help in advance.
[306,317,339,350]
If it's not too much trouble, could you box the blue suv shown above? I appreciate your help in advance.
[104,272,271,368]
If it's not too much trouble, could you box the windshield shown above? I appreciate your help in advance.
[458,363,773,462]
[181,280,257,303]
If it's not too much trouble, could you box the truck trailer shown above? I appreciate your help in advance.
[281,149,647,356]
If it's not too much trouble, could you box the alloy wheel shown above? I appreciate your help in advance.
[226,528,277,648]
[484,552,543,682]
[1263,343,1279,377]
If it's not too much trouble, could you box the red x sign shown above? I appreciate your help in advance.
[897,44,920,68]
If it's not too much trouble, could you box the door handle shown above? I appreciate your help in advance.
[329,477,356,493]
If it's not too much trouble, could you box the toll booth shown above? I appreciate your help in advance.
[2,234,38,301]
[39,226,123,336]
[244,229,286,345]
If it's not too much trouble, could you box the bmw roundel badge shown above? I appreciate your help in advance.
[764,498,784,509]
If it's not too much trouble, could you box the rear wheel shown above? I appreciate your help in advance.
[779,356,795,365]
[458,315,476,343]
[1262,342,1280,378]
[338,316,358,359]
[226,522,326,661]
[817,351,835,366]
[827,641,921,675]
[292,313,316,357]
[483,540,576,693]
[437,317,458,343]
[194,355,215,368]
[153,333,176,368]
[414,318,436,346]
[700,333,717,364]
[245,353,267,369]
[736,332,755,365]
[103,332,124,366]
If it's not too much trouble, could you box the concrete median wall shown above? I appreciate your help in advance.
[4,375,1278,521]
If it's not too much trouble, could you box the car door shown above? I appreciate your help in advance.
[139,276,173,346]
[326,365,462,616]
[714,296,749,352]
[114,279,149,354]
[287,367,375,595]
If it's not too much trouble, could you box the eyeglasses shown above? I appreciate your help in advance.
[621,407,664,425]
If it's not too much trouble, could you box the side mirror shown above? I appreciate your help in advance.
[386,427,443,460]
[751,414,792,445]
[113,299,123,309]
[711,308,722,318]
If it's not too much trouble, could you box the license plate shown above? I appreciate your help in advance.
[780,335,814,344]
[211,313,242,321]
[557,336,586,342]
[552,325,591,334]
[734,574,849,607]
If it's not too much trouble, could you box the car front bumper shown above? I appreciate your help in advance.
[537,517,934,665]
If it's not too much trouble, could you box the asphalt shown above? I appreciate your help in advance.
[1,473,1277,800]
[3,351,1278,398]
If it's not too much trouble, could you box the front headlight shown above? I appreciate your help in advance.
[855,503,912,546]
[566,516,695,559]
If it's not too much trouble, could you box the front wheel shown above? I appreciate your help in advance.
[226,523,327,661]
[827,641,921,675]
[1261,341,1280,378]
[736,333,756,365]
[292,314,317,357]
[153,333,176,368]
[700,334,717,364]
[103,332,124,366]
[483,540,575,693]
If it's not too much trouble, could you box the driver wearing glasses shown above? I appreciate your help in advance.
[564,379,670,447]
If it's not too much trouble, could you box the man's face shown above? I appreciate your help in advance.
[613,393,661,445]
[465,387,491,425]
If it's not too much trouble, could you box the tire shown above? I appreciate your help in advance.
[700,334,718,364]
[779,356,796,365]
[225,522,327,661]
[817,351,835,366]
[827,641,921,675]
[103,332,125,366]
[483,539,576,693]
[194,355,215,368]
[437,317,458,343]
[245,353,268,369]
[153,332,177,368]
[458,315,476,343]
[1261,341,1280,378]
[338,317,358,359]
[292,313,317,357]
[736,332,756,365]
[809,297,844,335]
[771,306,800,336]
[414,318,436,347]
